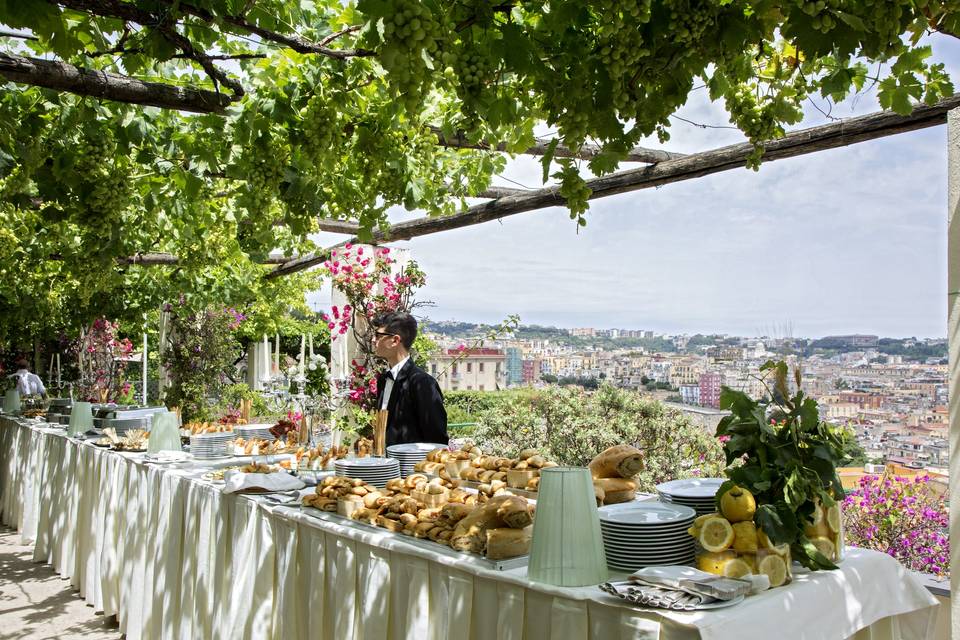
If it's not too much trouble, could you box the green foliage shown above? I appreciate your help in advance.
[716,360,850,571]
[474,384,725,491]
[162,308,243,422]
[218,383,274,419]
[444,389,511,424]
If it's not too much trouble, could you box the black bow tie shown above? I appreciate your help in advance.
[385,371,395,380]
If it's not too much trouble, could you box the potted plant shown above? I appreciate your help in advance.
[715,360,849,570]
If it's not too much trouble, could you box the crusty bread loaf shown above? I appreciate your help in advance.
[588,444,644,479]
[485,526,532,560]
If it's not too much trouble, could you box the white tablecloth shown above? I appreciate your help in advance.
[0,416,939,640]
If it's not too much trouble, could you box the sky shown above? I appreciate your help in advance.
[308,35,960,340]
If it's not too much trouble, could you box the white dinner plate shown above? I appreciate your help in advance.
[336,458,400,467]
[655,478,725,499]
[599,502,696,525]
[387,442,447,454]
[603,549,696,561]
[600,516,697,535]
[600,537,695,550]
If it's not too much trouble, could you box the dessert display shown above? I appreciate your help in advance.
[113,428,149,452]
[269,417,298,439]
[202,466,242,482]
[589,444,644,505]
[354,437,374,458]
[293,444,349,470]
[301,472,534,560]
[185,421,234,435]
[230,436,295,456]
[415,445,558,493]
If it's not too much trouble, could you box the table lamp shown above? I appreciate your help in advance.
[527,466,608,586]
[147,411,181,453]
[3,389,20,414]
[68,401,93,437]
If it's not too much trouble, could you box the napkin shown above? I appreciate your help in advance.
[600,580,713,610]
[223,470,306,494]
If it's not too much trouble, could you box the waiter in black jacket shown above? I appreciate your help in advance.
[372,311,449,446]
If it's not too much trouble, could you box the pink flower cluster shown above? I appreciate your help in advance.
[843,474,949,577]
[320,304,352,337]
[346,359,378,411]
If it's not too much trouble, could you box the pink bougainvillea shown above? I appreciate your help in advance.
[843,474,949,577]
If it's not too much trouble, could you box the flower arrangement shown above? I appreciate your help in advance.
[843,473,949,577]
[77,317,134,402]
[321,244,426,418]
[162,307,243,422]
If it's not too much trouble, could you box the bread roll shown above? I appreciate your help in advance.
[496,496,533,529]
[518,448,540,460]
[594,477,638,493]
[603,488,636,504]
[588,445,644,479]
[594,483,606,506]
[485,526,532,560]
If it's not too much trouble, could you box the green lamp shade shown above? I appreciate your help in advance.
[147,411,182,453]
[68,401,94,436]
[528,466,608,586]
[3,389,20,414]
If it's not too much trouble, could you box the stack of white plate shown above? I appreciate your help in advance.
[599,501,697,572]
[233,424,276,441]
[190,432,234,459]
[386,442,447,478]
[334,457,401,488]
[656,478,725,515]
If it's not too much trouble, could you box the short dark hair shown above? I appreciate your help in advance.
[15,358,29,369]
[373,311,417,350]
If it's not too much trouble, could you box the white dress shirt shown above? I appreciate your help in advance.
[12,369,45,396]
[380,356,409,410]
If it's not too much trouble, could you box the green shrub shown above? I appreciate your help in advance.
[473,384,725,492]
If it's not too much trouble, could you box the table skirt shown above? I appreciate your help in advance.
[0,418,939,640]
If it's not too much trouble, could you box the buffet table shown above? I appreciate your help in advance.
[0,416,940,640]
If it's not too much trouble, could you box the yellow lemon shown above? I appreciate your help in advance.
[699,517,735,552]
[719,486,757,523]
[804,520,830,538]
[687,525,701,539]
[722,557,753,578]
[809,500,824,527]
[694,513,721,528]
[697,550,737,575]
[731,521,759,553]
[811,536,836,562]
[756,529,789,556]
[826,504,842,534]
[758,554,788,587]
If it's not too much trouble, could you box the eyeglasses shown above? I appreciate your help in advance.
[373,331,397,341]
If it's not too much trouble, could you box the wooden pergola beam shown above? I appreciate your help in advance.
[49,252,294,266]
[0,52,232,114]
[431,126,685,164]
[266,93,960,279]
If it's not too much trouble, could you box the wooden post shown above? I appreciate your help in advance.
[946,107,960,636]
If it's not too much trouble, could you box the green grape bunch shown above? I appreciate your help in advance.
[299,94,343,161]
[368,0,452,114]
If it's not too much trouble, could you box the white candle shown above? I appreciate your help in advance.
[275,333,280,372]
[48,354,54,381]
[56,353,61,386]
[141,334,147,405]
[261,334,269,382]
[309,333,314,358]
[299,334,306,376]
